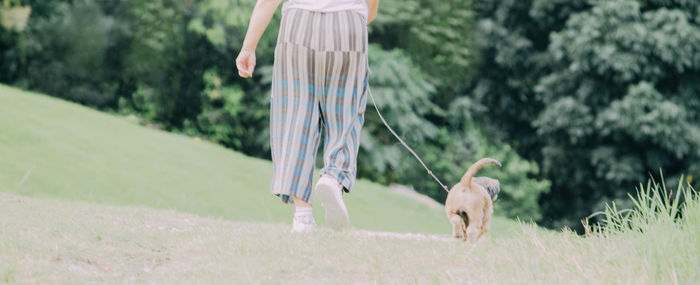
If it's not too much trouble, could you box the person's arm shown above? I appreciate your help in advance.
[236,0,283,78]
[366,0,378,24]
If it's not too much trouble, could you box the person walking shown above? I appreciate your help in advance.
[236,0,379,232]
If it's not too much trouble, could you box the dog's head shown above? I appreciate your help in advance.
[472,177,500,201]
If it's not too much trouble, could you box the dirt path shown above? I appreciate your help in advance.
[351,229,454,242]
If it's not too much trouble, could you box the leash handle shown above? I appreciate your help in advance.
[366,87,451,193]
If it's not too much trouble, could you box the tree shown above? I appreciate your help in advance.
[23,0,118,106]
[370,0,475,108]
[465,0,700,228]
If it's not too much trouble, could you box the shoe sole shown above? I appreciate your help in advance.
[315,180,349,230]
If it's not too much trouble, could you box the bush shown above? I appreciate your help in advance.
[196,69,246,148]
[24,0,117,107]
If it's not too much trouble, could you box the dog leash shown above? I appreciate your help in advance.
[366,87,451,193]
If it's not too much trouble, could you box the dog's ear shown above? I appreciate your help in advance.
[473,177,500,201]
[486,182,500,201]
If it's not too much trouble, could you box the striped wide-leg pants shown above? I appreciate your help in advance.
[270,8,369,204]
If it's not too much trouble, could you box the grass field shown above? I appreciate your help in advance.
[2,183,698,284]
[1,85,698,284]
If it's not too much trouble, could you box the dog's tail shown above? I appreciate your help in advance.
[460,158,502,186]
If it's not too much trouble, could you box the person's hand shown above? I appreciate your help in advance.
[236,47,256,78]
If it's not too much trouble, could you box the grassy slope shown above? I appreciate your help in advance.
[0,84,517,235]
[1,85,698,284]
[2,192,698,284]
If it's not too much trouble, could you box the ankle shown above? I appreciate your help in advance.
[293,197,312,208]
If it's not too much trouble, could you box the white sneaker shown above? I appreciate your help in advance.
[315,175,350,230]
[291,214,316,233]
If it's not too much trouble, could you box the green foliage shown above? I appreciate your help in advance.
[359,44,438,179]
[13,0,204,121]
[188,0,279,68]
[24,0,117,106]
[491,145,551,221]
[0,1,74,82]
[467,0,700,228]
[371,0,475,86]
[0,22,22,83]
[183,0,277,157]
[117,0,203,125]
[128,84,159,121]
[196,69,246,148]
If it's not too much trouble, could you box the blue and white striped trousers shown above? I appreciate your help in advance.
[270,8,370,204]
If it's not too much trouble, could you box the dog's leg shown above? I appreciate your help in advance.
[465,209,483,243]
[480,205,494,239]
[449,214,464,240]
[480,215,490,239]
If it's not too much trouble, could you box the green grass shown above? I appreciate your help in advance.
[1,180,698,284]
[0,84,517,235]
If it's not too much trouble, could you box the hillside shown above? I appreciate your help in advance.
[0,84,517,234]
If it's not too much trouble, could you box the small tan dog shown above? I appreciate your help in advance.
[445,158,501,242]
